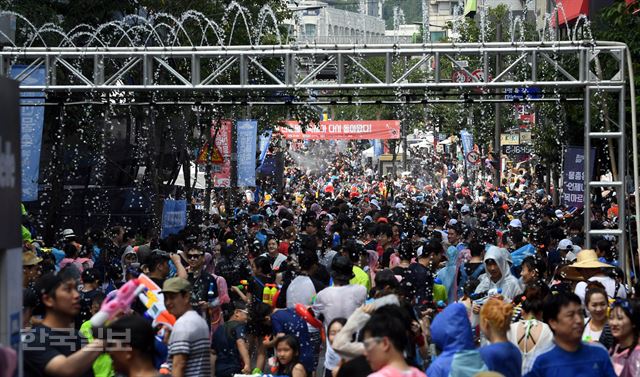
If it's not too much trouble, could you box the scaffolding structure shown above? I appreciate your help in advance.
[2,40,635,248]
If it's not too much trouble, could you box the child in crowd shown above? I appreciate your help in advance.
[274,335,307,377]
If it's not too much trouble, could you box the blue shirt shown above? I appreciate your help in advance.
[524,343,616,377]
[480,342,522,377]
[271,308,313,373]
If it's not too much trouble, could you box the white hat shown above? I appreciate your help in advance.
[448,219,458,226]
[555,209,564,218]
[395,203,405,210]
[509,219,522,228]
[558,239,581,254]
[61,229,76,239]
[370,199,380,210]
[461,205,471,213]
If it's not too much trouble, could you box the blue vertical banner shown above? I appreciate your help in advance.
[459,129,474,157]
[258,130,272,167]
[160,199,187,239]
[563,146,595,208]
[372,139,383,158]
[236,120,258,187]
[10,65,45,202]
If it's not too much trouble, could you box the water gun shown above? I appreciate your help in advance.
[433,278,447,303]
[90,278,146,327]
[236,279,248,291]
[471,288,502,306]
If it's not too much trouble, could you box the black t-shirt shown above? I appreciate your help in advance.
[23,325,94,377]
[336,355,372,377]
[211,320,246,377]
[391,265,416,301]
[407,262,434,305]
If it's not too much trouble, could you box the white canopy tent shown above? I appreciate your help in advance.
[174,162,207,189]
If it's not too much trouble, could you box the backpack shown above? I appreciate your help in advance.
[448,349,488,377]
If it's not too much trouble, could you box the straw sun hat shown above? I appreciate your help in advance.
[568,249,612,269]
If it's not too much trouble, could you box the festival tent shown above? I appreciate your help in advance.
[174,162,207,189]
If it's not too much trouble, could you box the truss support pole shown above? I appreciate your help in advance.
[584,86,592,249]
[493,24,502,185]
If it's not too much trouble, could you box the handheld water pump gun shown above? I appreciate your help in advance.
[235,279,248,291]
[90,278,146,327]
[471,288,502,306]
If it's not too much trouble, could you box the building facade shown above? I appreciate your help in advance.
[289,1,389,44]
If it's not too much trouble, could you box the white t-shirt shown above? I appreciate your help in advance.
[574,275,626,303]
[582,322,603,344]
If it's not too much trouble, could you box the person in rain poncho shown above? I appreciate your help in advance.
[427,303,478,377]
[474,246,523,301]
[436,225,466,303]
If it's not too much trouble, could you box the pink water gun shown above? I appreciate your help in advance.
[90,278,146,327]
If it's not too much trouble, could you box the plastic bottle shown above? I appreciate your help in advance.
[268,284,278,304]
[262,285,272,305]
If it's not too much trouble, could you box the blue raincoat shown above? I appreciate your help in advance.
[426,303,475,377]
[436,244,465,303]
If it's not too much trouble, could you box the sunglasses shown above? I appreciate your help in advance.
[187,254,203,260]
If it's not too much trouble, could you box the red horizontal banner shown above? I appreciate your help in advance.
[280,120,401,140]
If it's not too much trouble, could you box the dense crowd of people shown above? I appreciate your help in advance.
[16,146,640,377]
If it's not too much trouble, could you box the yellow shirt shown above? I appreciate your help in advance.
[350,266,371,292]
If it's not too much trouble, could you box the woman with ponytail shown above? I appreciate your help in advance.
[479,298,522,377]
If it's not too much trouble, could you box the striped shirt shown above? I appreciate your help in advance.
[168,310,211,377]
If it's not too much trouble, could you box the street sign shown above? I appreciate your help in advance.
[519,131,532,143]
[502,144,533,155]
[452,60,469,68]
[519,113,535,125]
[452,70,471,83]
[196,143,224,164]
[466,151,481,164]
[505,87,541,100]
[471,69,487,82]
[500,133,520,145]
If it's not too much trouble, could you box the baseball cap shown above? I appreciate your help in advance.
[509,219,522,228]
[558,239,581,254]
[461,205,471,213]
[23,251,43,266]
[160,277,192,294]
[555,209,564,218]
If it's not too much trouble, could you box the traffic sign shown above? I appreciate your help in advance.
[452,70,471,83]
[466,151,481,165]
[471,69,487,82]
[196,143,224,164]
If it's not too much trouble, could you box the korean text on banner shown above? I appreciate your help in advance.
[10,65,45,202]
[280,120,400,140]
[236,120,258,187]
[160,199,187,239]
[562,146,595,208]
[459,129,474,157]
[212,120,232,188]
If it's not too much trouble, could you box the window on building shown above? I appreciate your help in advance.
[438,2,450,15]
[304,24,317,37]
